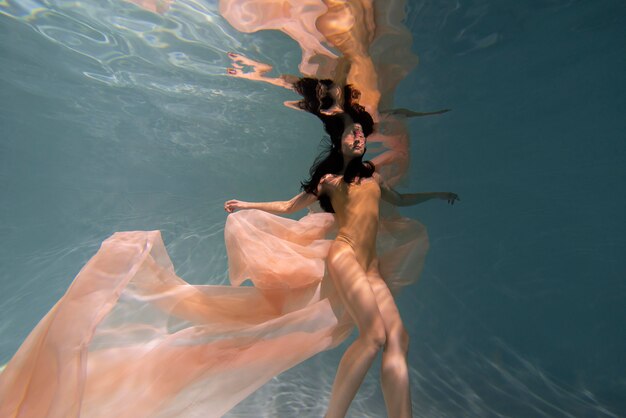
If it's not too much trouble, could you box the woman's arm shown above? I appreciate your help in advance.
[381,108,451,118]
[376,173,459,206]
[227,53,296,90]
[224,192,318,215]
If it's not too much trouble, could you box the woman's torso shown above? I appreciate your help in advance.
[326,175,381,267]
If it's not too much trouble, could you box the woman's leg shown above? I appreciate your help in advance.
[367,269,412,418]
[325,243,387,418]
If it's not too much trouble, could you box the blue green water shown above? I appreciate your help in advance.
[1,0,625,416]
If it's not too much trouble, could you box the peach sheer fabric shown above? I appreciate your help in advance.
[0,206,427,418]
[219,0,417,112]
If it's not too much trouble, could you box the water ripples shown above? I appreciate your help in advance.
[226,335,620,417]
[1,0,240,92]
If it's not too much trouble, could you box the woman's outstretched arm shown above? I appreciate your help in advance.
[381,108,451,118]
[224,191,318,215]
[227,53,297,90]
[375,173,459,206]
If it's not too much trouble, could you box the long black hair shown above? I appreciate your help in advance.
[292,78,374,137]
[300,113,375,213]
[293,78,334,115]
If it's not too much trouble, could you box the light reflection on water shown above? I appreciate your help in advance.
[1,0,625,416]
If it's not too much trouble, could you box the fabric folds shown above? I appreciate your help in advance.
[0,208,427,418]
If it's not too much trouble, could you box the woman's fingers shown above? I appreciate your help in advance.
[224,199,246,213]
[443,193,459,205]
[224,200,236,212]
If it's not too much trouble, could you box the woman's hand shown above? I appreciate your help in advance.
[438,192,460,205]
[224,200,248,213]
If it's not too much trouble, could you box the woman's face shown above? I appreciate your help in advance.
[341,123,366,158]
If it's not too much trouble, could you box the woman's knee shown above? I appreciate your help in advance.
[381,329,410,381]
[361,319,387,350]
[387,326,409,354]
[381,350,409,385]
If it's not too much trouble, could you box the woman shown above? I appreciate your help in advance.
[0,115,453,418]
[225,113,458,418]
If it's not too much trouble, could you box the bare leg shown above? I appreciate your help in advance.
[325,242,386,418]
[367,269,412,418]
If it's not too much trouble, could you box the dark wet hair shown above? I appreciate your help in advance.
[293,78,335,114]
[300,113,375,213]
[292,78,374,138]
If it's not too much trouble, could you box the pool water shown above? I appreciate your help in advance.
[1,0,625,416]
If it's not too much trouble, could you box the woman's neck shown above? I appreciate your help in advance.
[340,156,356,174]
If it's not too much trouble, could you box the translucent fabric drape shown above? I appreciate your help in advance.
[0,206,427,417]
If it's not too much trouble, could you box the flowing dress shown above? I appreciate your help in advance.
[0,203,428,418]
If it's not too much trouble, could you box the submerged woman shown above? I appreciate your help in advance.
[0,107,454,418]
[225,113,458,418]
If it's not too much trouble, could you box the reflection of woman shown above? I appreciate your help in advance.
[225,112,457,418]
[227,53,449,119]
[226,52,450,186]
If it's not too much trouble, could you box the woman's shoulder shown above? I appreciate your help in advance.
[317,174,341,195]
[371,172,383,184]
[320,173,341,185]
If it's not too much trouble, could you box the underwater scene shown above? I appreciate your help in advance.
[1,0,625,416]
